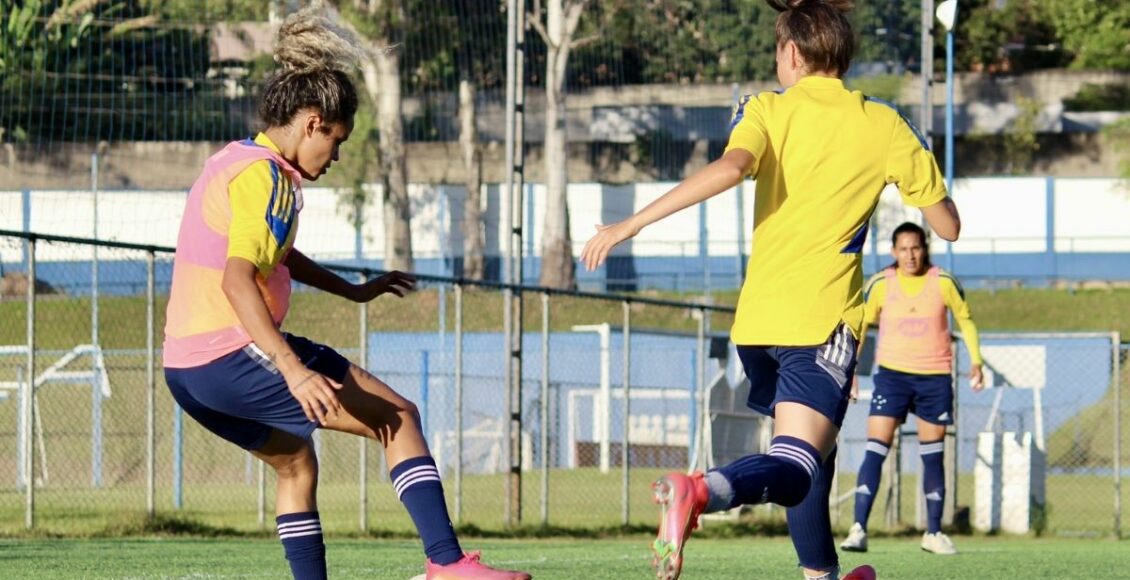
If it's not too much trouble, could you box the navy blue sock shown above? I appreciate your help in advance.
[852,438,890,531]
[787,446,839,574]
[713,435,820,509]
[276,511,326,580]
[391,456,463,566]
[921,439,946,533]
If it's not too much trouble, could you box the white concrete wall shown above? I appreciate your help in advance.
[2,177,1126,264]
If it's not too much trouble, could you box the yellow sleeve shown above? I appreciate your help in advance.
[886,114,948,208]
[862,274,885,326]
[940,274,983,365]
[723,94,769,176]
[226,159,294,274]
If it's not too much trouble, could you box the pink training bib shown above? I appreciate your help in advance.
[163,140,304,368]
[875,266,951,374]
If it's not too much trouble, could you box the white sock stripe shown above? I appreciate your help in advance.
[920,442,945,455]
[278,529,324,540]
[392,464,439,486]
[768,445,818,476]
[394,472,442,493]
[276,519,320,531]
[769,442,819,465]
[393,468,440,494]
[866,441,890,456]
[768,443,819,469]
[771,450,817,476]
[394,474,442,498]
[277,523,321,534]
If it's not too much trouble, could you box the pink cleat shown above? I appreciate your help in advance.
[841,564,877,580]
[652,471,709,580]
[425,551,531,580]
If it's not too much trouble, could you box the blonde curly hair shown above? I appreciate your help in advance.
[258,7,361,128]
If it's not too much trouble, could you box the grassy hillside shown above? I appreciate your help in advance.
[5,287,1130,349]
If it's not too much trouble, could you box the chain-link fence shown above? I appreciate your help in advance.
[0,230,738,534]
[835,331,1125,538]
[3,229,1125,537]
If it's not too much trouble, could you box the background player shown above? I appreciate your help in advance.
[841,221,985,555]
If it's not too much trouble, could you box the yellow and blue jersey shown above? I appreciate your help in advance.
[725,76,948,346]
[165,132,303,368]
[227,133,300,275]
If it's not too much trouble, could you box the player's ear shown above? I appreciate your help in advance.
[301,111,323,138]
[786,40,802,71]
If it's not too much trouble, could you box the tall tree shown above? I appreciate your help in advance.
[945,0,1066,73]
[1,0,229,143]
[853,0,921,73]
[1039,0,1130,71]
[623,0,778,84]
[530,0,612,289]
[450,0,507,281]
[337,0,414,272]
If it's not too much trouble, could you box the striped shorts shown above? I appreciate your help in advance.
[738,323,858,428]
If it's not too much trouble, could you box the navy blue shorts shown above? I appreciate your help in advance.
[870,366,954,426]
[739,323,858,428]
[164,334,352,451]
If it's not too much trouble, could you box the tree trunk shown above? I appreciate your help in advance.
[459,78,485,280]
[354,0,412,273]
[538,1,576,289]
[375,38,412,272]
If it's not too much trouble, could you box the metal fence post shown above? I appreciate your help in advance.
[359,272,369,531]
[173,402,183,509]
[694,308,707,469]
[24,238,36,529]
[258,460,266,530]
[454,283,464,524]
[540,291,550,525]
[1114,332,1122,538]
[146,250,156,517]
[621,300,632,526]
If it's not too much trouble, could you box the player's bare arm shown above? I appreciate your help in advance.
[221,256,341,425]
[920,197,961,242]
[284,249,416,303]
[581,148,753,272]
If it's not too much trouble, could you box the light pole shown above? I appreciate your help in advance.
[937,0,958,273]
[934,0,960,532]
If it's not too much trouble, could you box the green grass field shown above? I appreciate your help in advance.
[1,536,1127,579]
[0,286,1127,539]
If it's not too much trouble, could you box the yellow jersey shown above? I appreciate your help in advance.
[725,76,947,346]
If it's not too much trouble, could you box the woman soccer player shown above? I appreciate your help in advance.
[162,10,529,580]
[581,1,961,578]
[840,222,984,556]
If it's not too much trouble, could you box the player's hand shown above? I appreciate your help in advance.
[580,220,641,272]
[969,363,985,392]
[284,368,342,425]
[849,374,860,403]
[352,271,416,302]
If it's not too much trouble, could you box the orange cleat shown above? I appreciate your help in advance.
[651,472,709,580]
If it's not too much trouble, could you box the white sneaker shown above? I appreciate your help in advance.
[840,522,868,552]
[921,531,958,555]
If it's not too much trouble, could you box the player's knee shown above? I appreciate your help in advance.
[273,448,318,481]
[399,401,422,427]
